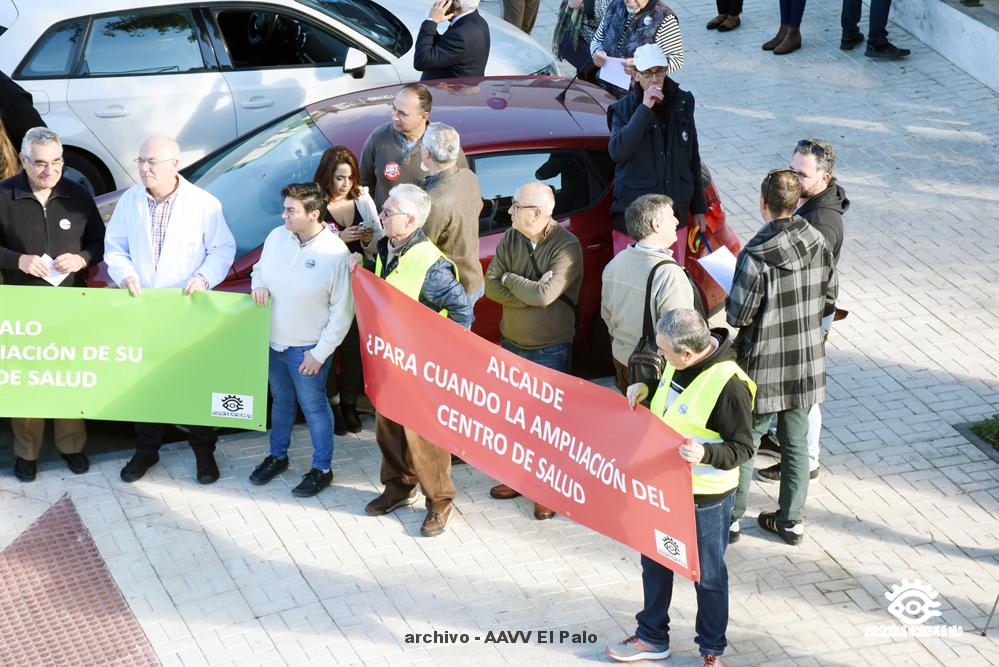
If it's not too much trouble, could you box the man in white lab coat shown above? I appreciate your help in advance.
[104,135,236,485]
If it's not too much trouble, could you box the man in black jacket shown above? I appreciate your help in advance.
[414,0,490,81]
[0,72,46,153]
[608,44,705,265]
[0,127,104,482]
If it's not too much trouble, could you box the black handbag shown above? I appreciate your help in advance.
[553,1,596,72]
[626,260,672,387]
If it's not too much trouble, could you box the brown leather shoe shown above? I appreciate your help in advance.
[490,483,521,499]
[706,14,726,30]
[421,504,453,537]
[763,24,789,50]
[717,15,740,32]
[774,27,802,55]
[534,503,556,520]
[365,490,417,516]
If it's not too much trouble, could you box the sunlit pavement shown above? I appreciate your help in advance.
[2,0,998,664]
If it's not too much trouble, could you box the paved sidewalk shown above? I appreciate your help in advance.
[2,0,998,665]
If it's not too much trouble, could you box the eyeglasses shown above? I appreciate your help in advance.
[509,203,540,213]
[762,168,798,203]
[378,209,410,219]
[134,157,177,168]
[28,158,64,170]
[636,67,666,79]
[795,139,826,158]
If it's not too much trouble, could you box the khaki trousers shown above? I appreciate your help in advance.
[503,0,540,33]
[375,414,454,512]
[11,418,86,460]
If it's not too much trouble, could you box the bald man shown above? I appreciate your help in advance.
[484,182,583,520]
[105,135,236,485]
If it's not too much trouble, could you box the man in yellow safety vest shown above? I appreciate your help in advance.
[365,183,471,537]
[607,308,755,667]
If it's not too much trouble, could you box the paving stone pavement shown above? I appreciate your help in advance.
[2,0,999,665]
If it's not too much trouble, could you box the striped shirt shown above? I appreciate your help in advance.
[146,190,177,269]
[591,10,685,76]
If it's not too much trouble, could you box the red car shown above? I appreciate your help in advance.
[94,77,740,372]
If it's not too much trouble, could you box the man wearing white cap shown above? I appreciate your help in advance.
[607,43,706,265]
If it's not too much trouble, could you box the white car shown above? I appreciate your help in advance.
[0,0,556,194]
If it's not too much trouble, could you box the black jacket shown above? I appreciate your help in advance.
[607,79,706,229]
[0,172,104,287]
[414,11,490,80]
[0,72,46,152]
[795,179,848,265]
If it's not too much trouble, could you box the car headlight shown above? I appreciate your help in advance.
[532,62,559,76]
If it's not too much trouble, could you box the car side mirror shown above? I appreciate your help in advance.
[343,48,368,79]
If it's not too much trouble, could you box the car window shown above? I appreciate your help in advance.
[17,20,87,78]
[81,10,204,76]
[183,110,332,259]
[215,9,349,69]
[471,151,604,235]
[297,0,412,58]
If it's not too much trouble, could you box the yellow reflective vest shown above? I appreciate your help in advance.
[649,359,756,496]
[375,239,457,317]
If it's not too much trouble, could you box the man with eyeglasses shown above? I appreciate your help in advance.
[104,134,235,486]
[366,183,471,537]
[753,139,848,488]
[0,127,104,482]
[483,181,582,521]
[726,169,837,546]
[608,43,706,265]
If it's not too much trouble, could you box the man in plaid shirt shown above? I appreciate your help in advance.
[726,169,837,545]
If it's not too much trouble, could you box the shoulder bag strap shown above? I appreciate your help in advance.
[642,259,674,339]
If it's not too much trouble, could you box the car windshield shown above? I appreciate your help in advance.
[184,110,332,259]
[296,0,412,57]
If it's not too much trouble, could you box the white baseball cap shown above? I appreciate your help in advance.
[633,44,668,72]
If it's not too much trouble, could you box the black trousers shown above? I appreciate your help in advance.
[326,318,364,405]
[135,422,217,454]
[716,0,743,13]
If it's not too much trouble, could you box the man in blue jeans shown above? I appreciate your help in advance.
[609,309,755,666]
[483,181,582,520]
[840,0,910,59]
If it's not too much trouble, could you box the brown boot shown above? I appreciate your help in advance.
[762,24,789,50]
[774,27,802,55]
[717,15,741,32]
[533,503,555,520]
[706,14,726,30]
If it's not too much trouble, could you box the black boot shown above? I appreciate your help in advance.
[332,404,348,436]
[341,403,363,433]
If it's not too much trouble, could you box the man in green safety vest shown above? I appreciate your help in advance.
[365,183,472,537]
[607,308,755,667]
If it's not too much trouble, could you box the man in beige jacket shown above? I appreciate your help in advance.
[601,193,695,392]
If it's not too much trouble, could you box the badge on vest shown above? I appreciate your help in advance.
[305,259,316,268]
[681,130,689,142]
[58,218,71,230]
[678,404,688,414]
[643,16,652,25]
[383,162,401,180]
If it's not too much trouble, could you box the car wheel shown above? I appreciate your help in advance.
[63,151,111,197]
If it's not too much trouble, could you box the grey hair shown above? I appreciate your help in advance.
[793,138,835,176]
[422,122,461,164]
[656,308,710,354]
[625,193,674,241]
[388,183,432,228]
[459,0,481,9]
[21,127,61,155]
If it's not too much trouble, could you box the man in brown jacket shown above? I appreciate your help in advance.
[483,181,583,520]
[421,122,484,307]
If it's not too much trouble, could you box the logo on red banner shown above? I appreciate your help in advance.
[383,162,401,180]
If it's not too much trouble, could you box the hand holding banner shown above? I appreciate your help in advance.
[352,270,701,581]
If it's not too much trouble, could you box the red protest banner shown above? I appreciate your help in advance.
[352,269,701,581]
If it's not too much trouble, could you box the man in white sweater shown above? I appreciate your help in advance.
[601,193,695,392]
[104,135,236,485]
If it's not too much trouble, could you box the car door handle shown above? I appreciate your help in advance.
[241,96,274,110]
[95,105,129,118]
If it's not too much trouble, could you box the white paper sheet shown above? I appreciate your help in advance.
[697,246,738,295]
[40,253,69,287]
[598,57,632,91]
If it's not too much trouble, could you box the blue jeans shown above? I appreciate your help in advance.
[779,0,807,27]
[636,493,735,657]
[268,346,334,470]
[500,338,571,373]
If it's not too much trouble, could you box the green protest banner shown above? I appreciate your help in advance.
[0,286,270,430]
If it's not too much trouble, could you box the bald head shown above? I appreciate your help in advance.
[140,135,180,159]
[138,135,181,199]
[515,182,555,216]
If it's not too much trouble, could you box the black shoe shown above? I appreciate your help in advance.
[292,468,333,497]
[865,41,910,59]
[451,454,466,466]
[756,463,819,483]
[14,457,37,482]
[332,404,348,436]
[249,455,289,485]
[195,451,219,484]
[757,433,781,459]
[728,520,740,544]
[341,403,363,433]
[758,511,804,545]
[840,32,864,50]
[120,453,159,483]
[61,452,90,474]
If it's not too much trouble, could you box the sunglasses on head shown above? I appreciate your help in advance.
[796,139,826,158]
